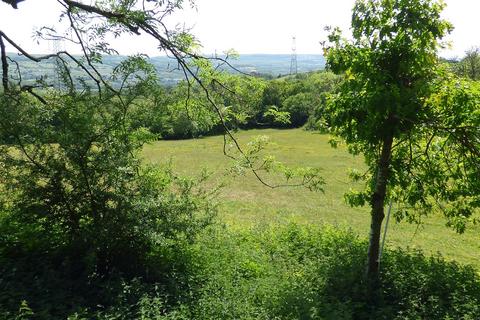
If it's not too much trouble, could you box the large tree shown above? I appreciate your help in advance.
[324,0,480,295]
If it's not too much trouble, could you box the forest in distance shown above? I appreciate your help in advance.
[0,0,480,319]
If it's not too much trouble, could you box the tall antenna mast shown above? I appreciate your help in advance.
[290,36,298,75]
[49,39,65,90]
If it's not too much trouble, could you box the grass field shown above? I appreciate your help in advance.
[143,128,479,268]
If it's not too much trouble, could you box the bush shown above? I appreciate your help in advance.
[170,224,480,319]
[0,58,218,318]
[1,219,479,319]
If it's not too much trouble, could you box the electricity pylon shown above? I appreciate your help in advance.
[290,36,298,75]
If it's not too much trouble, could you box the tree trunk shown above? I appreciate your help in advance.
[366,133,393,298]
[0,36,9,92]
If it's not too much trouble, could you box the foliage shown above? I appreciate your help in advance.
[387,76,480,232]
[281,92,314,127]
[1,0,478,318]
[129,82,221,139]
[3,224,479,319]
[263,105,292,125]
[324,0,479,287]
[260,72,341,129]
[126,71,341,140]
[1,3,328,319]
[451,47,480,80]
[162,225,480,320]
[326,0,453,148]
[0,55,218,318]
[303,71,343,131]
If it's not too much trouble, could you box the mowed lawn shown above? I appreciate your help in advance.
[143,128,479,268]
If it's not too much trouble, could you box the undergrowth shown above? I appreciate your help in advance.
[1,223,479,319]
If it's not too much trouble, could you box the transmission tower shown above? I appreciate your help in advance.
[49,39,65,89]
[289,36,298,75]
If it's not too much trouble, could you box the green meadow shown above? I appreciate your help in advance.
[144,128,480,268]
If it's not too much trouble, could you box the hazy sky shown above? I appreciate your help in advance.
[0,0,478,58]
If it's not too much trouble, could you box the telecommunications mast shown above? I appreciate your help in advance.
[289,36,298,75]
[49,38,65,89]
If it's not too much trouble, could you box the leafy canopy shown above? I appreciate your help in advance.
[326,0,452,145]
[325,0,479,231]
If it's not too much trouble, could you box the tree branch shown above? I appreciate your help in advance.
[0,35,8,91]
[62,0,141,35]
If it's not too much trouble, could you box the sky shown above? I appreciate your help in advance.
[0,0,479,58]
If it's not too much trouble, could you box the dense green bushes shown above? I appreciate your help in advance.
[187,225,480,320]
[2,224,479,319]
[0,87,216,273]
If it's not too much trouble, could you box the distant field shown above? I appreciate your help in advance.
[143,128,480,268]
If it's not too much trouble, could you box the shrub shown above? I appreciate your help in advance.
[1,217,479,319]
[0,58,218,318]
[178,224,480,319]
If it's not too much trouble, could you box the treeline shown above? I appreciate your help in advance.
[129,71,341,140]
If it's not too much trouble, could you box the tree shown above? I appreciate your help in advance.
[0,0,226,279]
[324,0,479,296]
[282,92,314,127]
[0,62,216,274]
[454,47,480,80]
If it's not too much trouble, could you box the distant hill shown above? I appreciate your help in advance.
[6,53,325,87]
[210,54,325,75]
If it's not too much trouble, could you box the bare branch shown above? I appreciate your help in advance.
[7,56,21,85]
